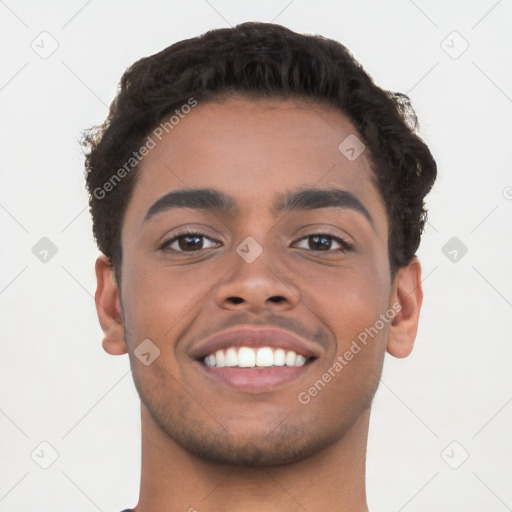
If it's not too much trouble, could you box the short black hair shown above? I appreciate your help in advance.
[83,21,437,284]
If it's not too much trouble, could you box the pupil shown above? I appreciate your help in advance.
[180,235,202,250]
[310,235,330,250]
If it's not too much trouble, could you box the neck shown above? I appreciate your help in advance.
[133,404,370,512]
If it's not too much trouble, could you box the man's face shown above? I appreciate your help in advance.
[117,97,395,465]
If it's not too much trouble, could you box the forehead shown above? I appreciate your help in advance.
[123,97,386,230]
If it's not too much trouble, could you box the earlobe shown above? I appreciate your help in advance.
[386,257,423,359]
[95,255,128,356]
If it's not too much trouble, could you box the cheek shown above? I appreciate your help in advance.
[120,258,215,346]
[296,266,391,413]
[298,261,391,354]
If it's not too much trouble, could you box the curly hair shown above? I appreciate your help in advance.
[83,21,437,284]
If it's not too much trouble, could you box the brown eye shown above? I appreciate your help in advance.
[160,233,220,253]
[293,234,352,253]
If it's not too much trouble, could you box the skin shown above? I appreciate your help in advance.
[95,97,423,512]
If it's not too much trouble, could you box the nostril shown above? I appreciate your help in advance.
[268,296,284,303]
[228,297,244,304]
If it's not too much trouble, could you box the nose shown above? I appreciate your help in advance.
[215,246,300,313]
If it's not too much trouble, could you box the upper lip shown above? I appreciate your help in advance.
[189,326,323,361]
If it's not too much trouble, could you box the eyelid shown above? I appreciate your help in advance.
[158,228,354,254]
[159,229,221,253]
[292,232,354,252]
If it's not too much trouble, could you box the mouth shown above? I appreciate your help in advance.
[190,326,322,393]
[196,352,317,393]
[201,346,314,368]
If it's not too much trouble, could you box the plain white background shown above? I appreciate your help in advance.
[1,1,511,511]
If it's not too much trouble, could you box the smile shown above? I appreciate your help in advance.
[203,346,311,368]
[190,326,322,392]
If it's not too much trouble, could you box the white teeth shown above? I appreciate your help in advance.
[204,355,216,367]
[225,347,238,367]
[274,348,286,366]
[203,347,309,368]
[256,347,274,367]
[285,350,297,366]
[238,347,256,367]
[215,350,225,368]
[295,354,306,366]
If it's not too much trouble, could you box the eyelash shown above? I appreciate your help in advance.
[159,230,354,254]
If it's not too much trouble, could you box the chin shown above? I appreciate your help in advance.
[170,427,335,467]
[144,397,343,467]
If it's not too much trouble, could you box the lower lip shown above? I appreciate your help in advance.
[196,361,314,393]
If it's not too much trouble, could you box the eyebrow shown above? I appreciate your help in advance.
[273,188,374,228]
[144,187,374,228]
[144,188,237,222]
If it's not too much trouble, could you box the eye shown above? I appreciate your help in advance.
[293,233,353,253]
[160,231,221,253]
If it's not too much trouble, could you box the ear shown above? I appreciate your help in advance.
[95,254,127,355]
[386,256,423,358]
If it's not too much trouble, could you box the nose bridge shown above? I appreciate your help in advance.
[215,234,299,311]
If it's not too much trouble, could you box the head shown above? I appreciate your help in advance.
[84,22,436,466]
